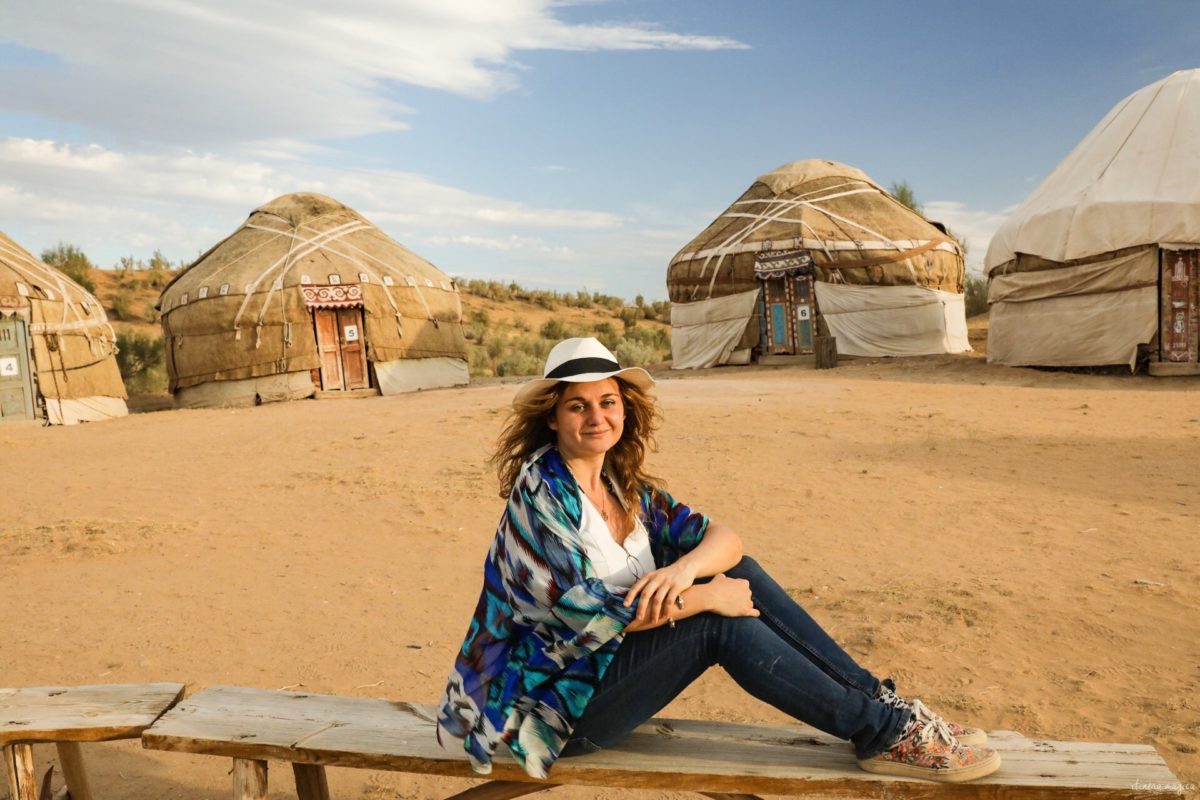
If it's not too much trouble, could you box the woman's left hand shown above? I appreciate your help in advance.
[624,562,698,625]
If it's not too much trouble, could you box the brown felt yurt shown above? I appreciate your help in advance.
[986,69,1200,374]
[159,193,468,407]
[667,160,970,369]
[0,231,128,424]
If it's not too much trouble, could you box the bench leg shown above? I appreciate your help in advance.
[3,744,36,800]
[233,758,268,800]
[55,742,95,800]
[292,763,330,800]
[445,780,555,800]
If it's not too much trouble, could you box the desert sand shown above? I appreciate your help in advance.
[2,352,1198,798]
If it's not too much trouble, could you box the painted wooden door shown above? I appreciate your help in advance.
[763,278,792,354]
[313,309,345,390]
[1163,250,1199,363]
[0,317,36,420]
[337,308,369,390]
[793,275,814,351]
[761,275,816,355]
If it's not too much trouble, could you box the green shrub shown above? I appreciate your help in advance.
[614,338,659,367]
[41,243,96,293]
[111,288,136,321]
[115,332,167,394]
[965,274,988,317]
[540,318,569,340]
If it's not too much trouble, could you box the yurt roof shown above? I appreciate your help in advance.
[670,159,954,267]
[0,230,99,312]
[986,69,1200,271]
[667,160,961,301]
[161,192,454,312]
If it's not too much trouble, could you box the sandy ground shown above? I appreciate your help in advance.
[2,349,1198,799]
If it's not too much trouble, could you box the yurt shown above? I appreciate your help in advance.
[0,232,128,424]
[160,193,469,407]
[986,69,1200,374]
[667,160,970,369]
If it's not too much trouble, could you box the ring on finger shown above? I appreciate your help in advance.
[674,595,685,610]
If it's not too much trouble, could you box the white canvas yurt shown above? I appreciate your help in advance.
[0,231,128,424]
[160,193,469,407]
[667,160,970,369]
[986,69,1200,374]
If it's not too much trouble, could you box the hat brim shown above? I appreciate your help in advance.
[512,366,655,408]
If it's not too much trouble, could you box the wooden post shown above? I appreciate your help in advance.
[233,758,268,800]
[292,763,330,800]
[55,742,94,800]
[3,744,36,800]
[814,335,837,369]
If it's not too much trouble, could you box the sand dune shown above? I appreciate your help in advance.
[2,354,1197,798]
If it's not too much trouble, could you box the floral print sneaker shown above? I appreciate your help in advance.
[877,679,988,746]
[857,715,1002,783]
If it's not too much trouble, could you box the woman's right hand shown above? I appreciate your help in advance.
[704,573,759,618]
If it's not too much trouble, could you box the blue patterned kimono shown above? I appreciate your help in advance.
[436,444,709,778]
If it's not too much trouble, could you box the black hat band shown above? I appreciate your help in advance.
[545,357,621,380]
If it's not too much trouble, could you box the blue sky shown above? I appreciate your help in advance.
[2,0,1198,299]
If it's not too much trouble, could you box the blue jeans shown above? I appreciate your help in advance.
[562,556,909,760]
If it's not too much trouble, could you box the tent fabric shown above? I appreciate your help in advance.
[0,230,128,423]
[160,193,468,398]
[667,159,967,365]
[984,69,1200,368]
[375,357,471,395]
[45,396,129,425]
[986,248,1158,369]
[669,290,762,369]
[173,372,317,409]
[987,70,1200,270]
[814,283,971,358]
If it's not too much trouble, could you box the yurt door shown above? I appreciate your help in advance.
[793,275,814,351]
[1162,250,1198,364]
[762,275,815,354]
[312,308,370,391]
[763,278,793,354]
[0,316,36,421]
[336,308,369,390]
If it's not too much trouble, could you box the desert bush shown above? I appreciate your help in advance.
[614,338,659,368]
[115,332,167,394]
[624,324,670,350]
[617,307,640,331]
[965,273,988,317]
[540,318,569,340]
[41,243,96,293]
[111,288,137,321]
[468,346,493,376]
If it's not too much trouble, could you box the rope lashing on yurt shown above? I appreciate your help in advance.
[233,219,369,332]
[698,188,900,298]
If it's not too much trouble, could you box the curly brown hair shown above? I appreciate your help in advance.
[492,376,663,507]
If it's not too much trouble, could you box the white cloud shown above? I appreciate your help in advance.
[0,136,618,266]
[923,200,1013,275]
[0,1,745,148]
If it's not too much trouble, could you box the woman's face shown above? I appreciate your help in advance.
[548,378,625,461]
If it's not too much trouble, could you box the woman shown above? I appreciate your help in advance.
[437,337,999,783]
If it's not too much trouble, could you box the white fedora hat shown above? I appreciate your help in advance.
[512,337,654,407]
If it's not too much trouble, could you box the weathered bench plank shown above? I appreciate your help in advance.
[2,683,185,800]
[142,686,1186,799]
[0,683,185,745]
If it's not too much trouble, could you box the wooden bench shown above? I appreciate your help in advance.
[141,685,1188,799]
[1,683,184,800]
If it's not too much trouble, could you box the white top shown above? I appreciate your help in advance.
[578,488,656,589]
